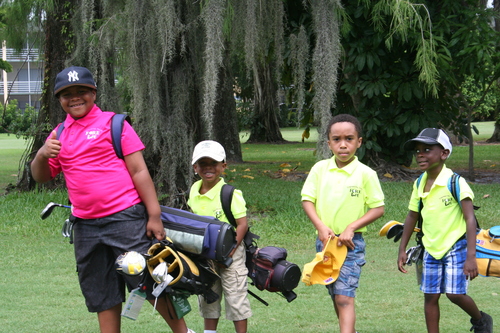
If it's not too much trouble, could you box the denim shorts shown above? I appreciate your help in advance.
[73,204,154,312]
[421,238,469,294]
[316,233,366,298]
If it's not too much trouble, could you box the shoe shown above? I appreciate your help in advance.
[470,311,493,333]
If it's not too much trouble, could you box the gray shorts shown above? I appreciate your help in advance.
[73,204,153,312]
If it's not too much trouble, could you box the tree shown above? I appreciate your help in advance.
[486,0,500,143]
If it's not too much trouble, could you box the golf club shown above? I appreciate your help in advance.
[40,202,71,220]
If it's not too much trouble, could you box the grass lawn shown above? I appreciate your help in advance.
[0,122,499,332]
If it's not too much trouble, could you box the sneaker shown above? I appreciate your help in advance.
[470,311,493,333]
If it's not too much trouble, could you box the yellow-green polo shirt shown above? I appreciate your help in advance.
[301,156,385,234]
[408,166,474,259]
[187,178,246,223]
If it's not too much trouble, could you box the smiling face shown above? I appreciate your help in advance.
[193,157,226,188]
[327,121,362,168]
[58,86,96,119]
[413,142,449,174]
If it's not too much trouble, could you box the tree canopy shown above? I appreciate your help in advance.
[3,0,499,197]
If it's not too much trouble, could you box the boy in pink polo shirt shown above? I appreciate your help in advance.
[31,66,195,333]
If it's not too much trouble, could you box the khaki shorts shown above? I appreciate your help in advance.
[198,242,252,321]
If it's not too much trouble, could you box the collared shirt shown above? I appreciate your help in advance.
[301,156,385,234]
[408,165,474,259]
[48,105,145,219]
[187,178,246,223]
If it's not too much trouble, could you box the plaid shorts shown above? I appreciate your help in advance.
[420,238,469,294]
[316,233,366,298]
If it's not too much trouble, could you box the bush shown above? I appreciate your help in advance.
[0,100,37,137]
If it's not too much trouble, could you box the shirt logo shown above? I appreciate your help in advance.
[349,187,361,197]
[85,128,101,140]
[442,197,453,207]
[215,209,223,219]
[67,70,80,82]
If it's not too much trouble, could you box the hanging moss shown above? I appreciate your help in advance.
[311,0,343,159]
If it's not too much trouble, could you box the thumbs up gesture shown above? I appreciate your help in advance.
[41,130,62,159]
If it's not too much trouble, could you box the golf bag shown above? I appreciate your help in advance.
[146,241,220,303]
[246,245,301,302]
[476,227,500,278]
[220,184,301,303]
[161,206,236,267]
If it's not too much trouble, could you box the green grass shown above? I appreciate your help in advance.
[0,123,499,332]
[0,134,29,190]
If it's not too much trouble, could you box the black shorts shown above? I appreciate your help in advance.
[73,204,154,313]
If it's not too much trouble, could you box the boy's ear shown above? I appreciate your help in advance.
[357,136,363,148]
[442,149,451,159]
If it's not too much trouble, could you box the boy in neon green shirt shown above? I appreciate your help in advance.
[187,140,251,333]
[301,114,385,333]
[397,128,492,333]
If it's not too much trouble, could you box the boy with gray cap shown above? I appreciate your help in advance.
[397,128,492,333]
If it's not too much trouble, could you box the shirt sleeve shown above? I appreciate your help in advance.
[121,121,145,156]
[458,176,474,202]
[301,163,319,203]
[408,180,420,212]
[231,189,247,219]
[364,169,385,209]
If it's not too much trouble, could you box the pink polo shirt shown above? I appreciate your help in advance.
[48,105,145,219]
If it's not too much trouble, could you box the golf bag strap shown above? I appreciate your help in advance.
[221,184,237,228]
[55,113,131,160]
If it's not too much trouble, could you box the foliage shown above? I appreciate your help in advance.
[0,100,37,138]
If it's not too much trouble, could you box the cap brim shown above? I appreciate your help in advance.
[55,83,97,96]
[379,220,402,237]
[403,138,442,151]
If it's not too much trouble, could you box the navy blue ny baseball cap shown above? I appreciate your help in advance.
[54,66,97,96]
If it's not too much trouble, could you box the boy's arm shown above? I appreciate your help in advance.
[30,131,61,183]
[229,216,249,257]
[302,200,335,247]
[337,205,384,250]
[461,198,478,280]
[397,210,419,273]
[124,150,164,241]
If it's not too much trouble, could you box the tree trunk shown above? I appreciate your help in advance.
[17,0,76,191]
[212,46,242,163]
[247,62,285,143]
[486,118,500,142]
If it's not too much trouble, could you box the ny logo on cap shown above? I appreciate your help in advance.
[67,70,80,82]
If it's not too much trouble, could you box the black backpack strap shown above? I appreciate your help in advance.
[221,184,237,228]
[415,174,424,245]
[110,113,131,160]
[55,122,65,140]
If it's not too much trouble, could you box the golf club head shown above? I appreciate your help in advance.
[40,202,57,220]
[40,202,71,219]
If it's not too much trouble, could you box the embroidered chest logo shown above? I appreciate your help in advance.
[214,209,223,219]
[67,70,79,82]
[349,187,361,197]
[442,197,453,207]
[85,128,102,140]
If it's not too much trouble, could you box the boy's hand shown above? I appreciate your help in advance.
[40,131,62,159]
[318,226,335,247]
[338,229,355,250]
[397,250,408,273]
[146,217,166,241]
[463,257,478,280]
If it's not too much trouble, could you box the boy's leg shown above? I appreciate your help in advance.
[334,294,356,333]
[424,293,440,333]
[97,303,122,333]
[233,319,248,333]
[325,234,365,333]
[148,297,189,333]
[446,293,481,320]
[204,318,220,330]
